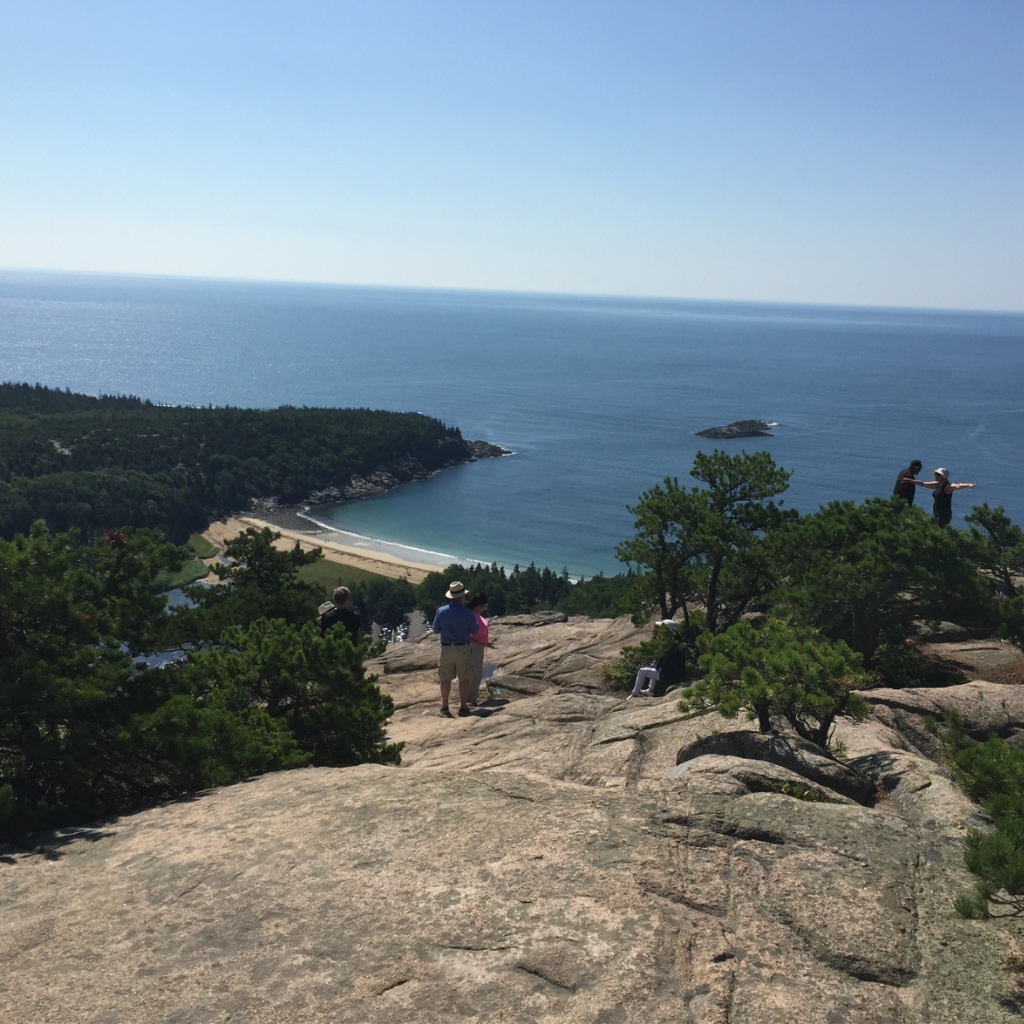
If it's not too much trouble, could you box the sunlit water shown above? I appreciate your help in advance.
[2,270,1022,575]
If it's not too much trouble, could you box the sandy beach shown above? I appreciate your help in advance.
[202,515,445,584]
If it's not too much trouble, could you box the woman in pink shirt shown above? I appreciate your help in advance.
[466,593,497,705]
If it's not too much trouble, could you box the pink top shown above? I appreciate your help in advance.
[470,611,489,645]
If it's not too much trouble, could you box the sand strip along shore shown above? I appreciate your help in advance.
[202,517,442,584]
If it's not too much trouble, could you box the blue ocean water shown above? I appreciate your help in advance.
[2,269,1022,576]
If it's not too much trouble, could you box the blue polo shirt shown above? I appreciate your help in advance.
[432,600,480,644]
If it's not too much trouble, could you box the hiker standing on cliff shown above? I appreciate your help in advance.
[432,580,479,718]
[893,459,923,505]
[905,467,976,526]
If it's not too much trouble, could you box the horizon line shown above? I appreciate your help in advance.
[1,263,1022,319]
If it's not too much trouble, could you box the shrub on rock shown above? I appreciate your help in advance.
[679,617,871,748]
[931,710,1024,918]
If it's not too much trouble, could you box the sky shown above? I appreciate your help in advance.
[1,1,1022,310]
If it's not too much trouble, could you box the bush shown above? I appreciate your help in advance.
[869,641,967,690]
[770,498,994,669]
[615,450,794,629]
[679,617,871,748]
[0,521,398,841]
[181,619,400,768]
[931,711,1024,918]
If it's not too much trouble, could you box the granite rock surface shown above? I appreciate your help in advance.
[4,615,1024,1023]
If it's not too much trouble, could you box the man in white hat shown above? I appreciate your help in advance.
[431,581,480,717]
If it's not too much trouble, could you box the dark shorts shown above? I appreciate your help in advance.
[933,508,952,527]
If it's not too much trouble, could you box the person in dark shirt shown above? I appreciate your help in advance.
[319,586,363,644]
[893,460,923,504]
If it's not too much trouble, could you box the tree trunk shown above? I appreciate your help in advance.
[755,701,771,734]
[814,718,834,749]
[706,556,723,633]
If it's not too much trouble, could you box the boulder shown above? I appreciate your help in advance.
[861,680,1024,757]
[665,754,858,805]
[495,610,570,627]
[675,729,876,805]
[371,613,645,693]
[913,620,974,643]
[915,637,1024,686]
[377,632,441,675]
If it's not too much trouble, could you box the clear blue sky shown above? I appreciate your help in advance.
[1,1,1021,310]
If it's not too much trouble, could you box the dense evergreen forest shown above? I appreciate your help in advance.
[0,524,399,840]
[0,382,471,542]
[340,561,636,631]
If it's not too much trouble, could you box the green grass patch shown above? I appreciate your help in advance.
[187,532,219,559]
[297,558,395,598]
[745,778,841,803]
[157,559,212,590]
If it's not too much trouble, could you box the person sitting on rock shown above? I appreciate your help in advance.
[630,662,662,697]
[628,621,687,698]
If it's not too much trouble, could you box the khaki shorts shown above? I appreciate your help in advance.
[438,645,471,684]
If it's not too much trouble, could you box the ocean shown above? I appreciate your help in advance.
[2,269,1022,576]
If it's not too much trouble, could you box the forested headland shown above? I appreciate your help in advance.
[0,382,475,542]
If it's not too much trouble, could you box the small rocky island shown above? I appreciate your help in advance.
[465,439,512,459]
[696,418,775,439]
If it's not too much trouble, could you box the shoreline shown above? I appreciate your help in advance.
[203,513,465,584]
[204,503,596,584]
[208,437,514,582]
